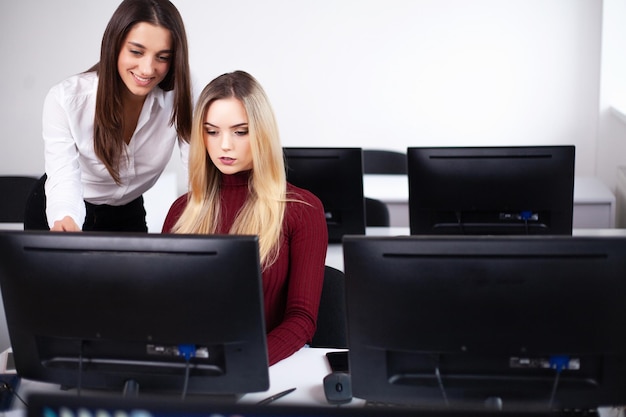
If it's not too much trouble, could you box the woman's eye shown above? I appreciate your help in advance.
[130,50,142,56]
[158,55,171,62]
[205,129,217,136]
[235,130,249,136]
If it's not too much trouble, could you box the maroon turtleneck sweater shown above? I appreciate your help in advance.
[162,171,328,365]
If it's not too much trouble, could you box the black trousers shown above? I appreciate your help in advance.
[83,196,147,232]
[24,174,148,232]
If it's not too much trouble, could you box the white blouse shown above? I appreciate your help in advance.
[42,71,189,229]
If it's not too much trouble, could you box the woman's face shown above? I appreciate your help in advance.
[117,22,172,100]
[204,97,254,175]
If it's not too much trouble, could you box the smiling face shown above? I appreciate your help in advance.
[204,97,254,175]
[117,22,172,101]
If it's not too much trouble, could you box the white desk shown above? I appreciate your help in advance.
[0,223,24,231]
[574,177,617,228]
[363,175,616,229]
[325,227,626,272]
[240,347,362,406]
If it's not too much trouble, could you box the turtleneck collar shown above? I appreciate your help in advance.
[221,170,252,187]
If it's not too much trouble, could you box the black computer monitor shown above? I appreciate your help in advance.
[407,146,575,235]
[343,235,626,412]
[283,147,365,243]
[0,231,269,398]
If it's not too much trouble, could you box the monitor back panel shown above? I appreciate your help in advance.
[343,235,626,410]
[284,147,365,242]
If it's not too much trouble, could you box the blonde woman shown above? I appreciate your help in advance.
[162,71,328,365]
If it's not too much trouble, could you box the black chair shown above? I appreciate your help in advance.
[365,197,390,227]
[311,266,347,349]
[24,174,49,230]
[363,149,407,175]
[0,176,39,224]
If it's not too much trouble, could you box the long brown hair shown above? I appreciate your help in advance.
[90,0,192,184]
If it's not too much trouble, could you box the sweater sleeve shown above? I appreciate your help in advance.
[266,188,328,365]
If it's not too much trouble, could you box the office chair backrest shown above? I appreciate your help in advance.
[311,266,347,349]
[23,174,49,230]
[363,149,407,175]
[0,176,39,223]
[365,197,390,227]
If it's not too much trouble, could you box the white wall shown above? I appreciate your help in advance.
[0,0,602,186]
[597,0,626,193]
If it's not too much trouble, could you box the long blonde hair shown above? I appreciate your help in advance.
[172,71,286,267]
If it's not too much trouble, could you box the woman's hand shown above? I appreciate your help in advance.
[50,216,80,232]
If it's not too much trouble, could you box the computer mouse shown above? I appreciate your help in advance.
[323,372,352,404]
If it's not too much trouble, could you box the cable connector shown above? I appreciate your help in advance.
[519,210,533,220]
[549,355,570,372]
[178,344,196,362]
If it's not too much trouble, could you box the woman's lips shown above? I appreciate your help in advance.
[220,157,235,166]
[132,72,154,87]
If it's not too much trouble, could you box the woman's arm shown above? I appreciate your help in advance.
[42,83,86,230]
[266,190,328,365]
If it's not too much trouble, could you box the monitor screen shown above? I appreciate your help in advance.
[343,235,626,412]
[407,146,575,235]
[283,147,365,243]
[0,231,269,398]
